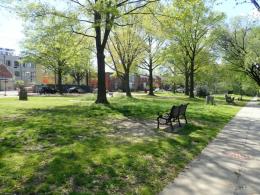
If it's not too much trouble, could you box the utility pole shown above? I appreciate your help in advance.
[4,79,7,96]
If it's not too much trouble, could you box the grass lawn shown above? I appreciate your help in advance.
[0,93,250,194]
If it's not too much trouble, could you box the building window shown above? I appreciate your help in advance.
[14,61,19,68]
[15,71,20,77]
[6,60,11,66]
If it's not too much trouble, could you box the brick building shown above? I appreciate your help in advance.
[94,73,162,92]
[0,64,13,91]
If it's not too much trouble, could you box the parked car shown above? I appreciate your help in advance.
[176,87,185,93]
[154,88,160,92]
[39,86,57,95]
[67,87,85,93]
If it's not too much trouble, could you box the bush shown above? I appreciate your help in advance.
[18,86,28,101]
[196,86,209,97]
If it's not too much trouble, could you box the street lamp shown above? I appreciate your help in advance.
[4,78,7,96]
[0,78,7,96]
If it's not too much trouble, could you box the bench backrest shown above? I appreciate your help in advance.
[170,106,180,118]
[225,94,231,99]
[225,95,233,102]
[179,103,189,116]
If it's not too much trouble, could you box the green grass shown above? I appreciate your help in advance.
[0,93,250,194]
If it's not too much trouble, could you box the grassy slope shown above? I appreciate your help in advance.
[0,93,249,194]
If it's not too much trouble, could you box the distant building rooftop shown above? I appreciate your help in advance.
[0,48,15,56]
[0,64,13,79]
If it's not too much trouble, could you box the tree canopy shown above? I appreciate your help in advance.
[9,0,260,99]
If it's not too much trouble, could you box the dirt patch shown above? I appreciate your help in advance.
[106,118,182,140]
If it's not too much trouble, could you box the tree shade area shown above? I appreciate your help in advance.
[0,94,251,194]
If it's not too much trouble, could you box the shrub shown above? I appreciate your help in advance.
[196,86,209,97]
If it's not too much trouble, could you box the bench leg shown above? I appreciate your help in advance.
[170,121,173,130]
[157,118,160,129]
[178,117,181,127]
[184,114,188,124]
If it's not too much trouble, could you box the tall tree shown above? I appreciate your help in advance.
[21,15,87,93]
[107,27,144,97]
[69,42,93,86]
[164,44,190,96]
[138,35,163,96]
[163,0,224,98]
[70,60,91,86]
[17,0,158,103]
[137,4,164,96]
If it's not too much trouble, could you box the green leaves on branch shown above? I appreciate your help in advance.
[216,17,260,86]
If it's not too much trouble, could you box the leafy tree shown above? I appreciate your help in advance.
[107,27,145,97]
[163,0,224,97]
[217,18,260,86]
[159,65,184,93]
[136,5,164,96]
[138,34,163,95]
[70,61,90,86]
[21,15,87,93]
[69,42,93,86]
[17,0,158,103]
[164,44,190,95]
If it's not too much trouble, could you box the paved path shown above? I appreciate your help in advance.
[160,98,260,195]
[0,90,18,97]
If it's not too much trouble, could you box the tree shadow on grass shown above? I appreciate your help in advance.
[0,97,244,194]
[12,129,207,194]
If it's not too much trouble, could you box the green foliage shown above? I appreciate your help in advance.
[107,26,145,76]
[162,0,224,97]
[196,85,209,97]
[21,14,90,74]
[15,80,25,89]
[16,0,159,103]
[216,17,260,86]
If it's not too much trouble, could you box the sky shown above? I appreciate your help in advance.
[0,1,259,54]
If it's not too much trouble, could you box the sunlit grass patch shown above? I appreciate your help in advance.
[0,93,249,194]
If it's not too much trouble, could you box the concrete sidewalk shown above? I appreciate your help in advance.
[0,90,18,97]
[160,99,260,195]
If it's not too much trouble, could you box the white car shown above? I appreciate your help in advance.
[154,88,160,92]
[176,88,185,93]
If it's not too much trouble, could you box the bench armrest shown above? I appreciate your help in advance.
[157,112,169,118]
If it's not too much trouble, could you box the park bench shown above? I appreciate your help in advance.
[225,94,235,104]
[157,103,189,129]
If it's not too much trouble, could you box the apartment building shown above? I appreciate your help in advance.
[0,48,36,90]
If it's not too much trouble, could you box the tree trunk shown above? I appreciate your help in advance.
[57,67,63,94]
[173,83,176,93]
[76,73,80,86]
[123,72,131,97]
[185,71,189,96]
[189,59,195,98]
[94,11,109,104]
[96,50,108,103]
[148,67,155,96]
[85,70,89,87]
[54,71,57,89]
